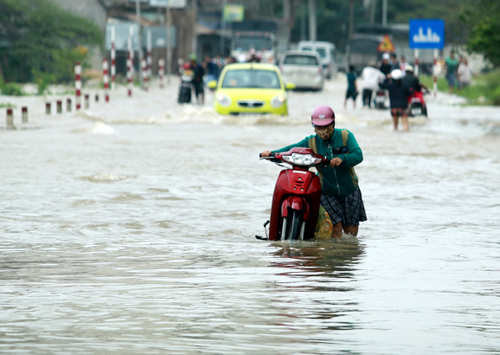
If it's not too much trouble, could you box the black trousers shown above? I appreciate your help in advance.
[362,89,373,107]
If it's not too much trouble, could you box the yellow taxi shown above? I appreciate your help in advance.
[208,63,295,116]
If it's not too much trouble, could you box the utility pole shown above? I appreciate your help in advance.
[382,0,387,26]
[300,0,305,41]
[166,4,171,84]
[135,0,144,89]
[308,0,316,42]
[192,0,197,55]
[349,0,354,40]
[346,0,354,69]
[220,0,226,56]
[370,0,376,24]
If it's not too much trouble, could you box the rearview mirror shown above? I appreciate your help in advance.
[207,80,217,89]
[285,82,296,90]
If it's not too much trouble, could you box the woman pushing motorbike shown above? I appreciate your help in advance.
[261,105,367,239]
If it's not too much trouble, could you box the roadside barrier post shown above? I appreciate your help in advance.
[46,102,51,115]
[103,58,110,102]
[75,62,82,110]
[159,58,165,89]
[147,30,152,86]
[22,107,28,124]
[85,94,90,109]
[127,27,133,97]
[57,100,62,114]
[66,98,72,112]
[95,94,99,103]
[6,108,14,129]
[142,59,148,91]
[111,25,116,90]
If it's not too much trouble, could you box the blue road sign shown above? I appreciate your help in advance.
[409,19,445,49]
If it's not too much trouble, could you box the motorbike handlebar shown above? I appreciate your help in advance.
[259,152,276,159]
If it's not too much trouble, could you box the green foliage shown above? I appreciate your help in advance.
[0,102,16,108]
[0,0,103,83]
[421,71,500,106]
[462,0,500,68]
[32,70,55,95]
[420,76,448,92]
[1,82,24,96]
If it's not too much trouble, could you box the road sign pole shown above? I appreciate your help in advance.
[433,49,438,97]
[414,48,419,76]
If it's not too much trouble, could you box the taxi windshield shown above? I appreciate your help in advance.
[221,69,281,89]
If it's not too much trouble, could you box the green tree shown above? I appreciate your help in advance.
[0,0,103,83]
[462,0,500,68]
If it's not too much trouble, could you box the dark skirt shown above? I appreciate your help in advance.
[320,187,367,226]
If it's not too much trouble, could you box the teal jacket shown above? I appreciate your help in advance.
[272,129,363,196]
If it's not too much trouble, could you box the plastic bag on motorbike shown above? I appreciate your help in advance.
[314,205,333,239]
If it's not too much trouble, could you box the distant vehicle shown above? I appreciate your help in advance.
[279,51,324,91]
[298,41,337,79]
[207,63,295,116]
[231,19,289,64]
[348,25,436,75]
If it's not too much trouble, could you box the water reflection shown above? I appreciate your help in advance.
[270,239,365,285]
[267,238,365,332]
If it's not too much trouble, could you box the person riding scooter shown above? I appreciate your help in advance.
[260,105,367,239]
[403,65,430,116]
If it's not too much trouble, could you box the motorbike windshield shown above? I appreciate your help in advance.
[221,69,281,89]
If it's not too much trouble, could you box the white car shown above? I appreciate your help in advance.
[279,51,324,91]
[298,41,337,79]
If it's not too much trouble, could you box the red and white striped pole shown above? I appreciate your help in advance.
[142,58,148,91]
[127,27,133,97]
[414,48,419,77]
[147,29,152,87]
[75,62,82,110]
[103,58,109,102]
[433,49,438,97]
[111,25,116,90]
[158,58,165,89]
[6,108,14,129]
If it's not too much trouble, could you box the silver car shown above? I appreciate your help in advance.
[279,51,324,91]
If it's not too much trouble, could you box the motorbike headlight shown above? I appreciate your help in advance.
[216,93,231,107]
[270,94,286,108]
[282,153,321,166]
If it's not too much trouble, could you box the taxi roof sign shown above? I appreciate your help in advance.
[377,34,395,52]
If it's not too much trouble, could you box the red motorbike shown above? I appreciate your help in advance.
[257,147,330,241]
[408,90,428,117]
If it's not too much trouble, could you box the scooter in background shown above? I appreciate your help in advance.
[177,63,194,104]
[256,147,330,241]
[373,89,388,109]
[408,91,428,117]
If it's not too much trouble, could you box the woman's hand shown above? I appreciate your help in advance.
[330,157,343,167]
[261,150,272,157]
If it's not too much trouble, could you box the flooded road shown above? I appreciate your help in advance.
[1,77,500,354]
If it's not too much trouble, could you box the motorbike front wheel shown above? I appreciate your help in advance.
[281,210,304,241]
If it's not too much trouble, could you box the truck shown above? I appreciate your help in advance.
[230,19,289,64]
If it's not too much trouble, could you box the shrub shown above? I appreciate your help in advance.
[2,83,24,96]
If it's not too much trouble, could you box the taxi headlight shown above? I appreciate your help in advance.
[270,94,286,108]
[216,93,231,107]
[282,153,321,166]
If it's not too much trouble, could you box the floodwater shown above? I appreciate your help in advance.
[1,77,500,354]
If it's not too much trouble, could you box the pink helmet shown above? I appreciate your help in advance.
[311,105,335,126]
